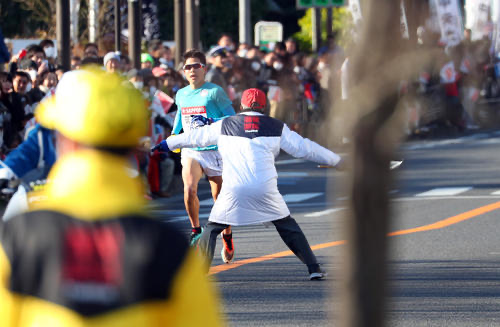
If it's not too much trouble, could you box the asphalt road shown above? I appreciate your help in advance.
[152,130,500,326]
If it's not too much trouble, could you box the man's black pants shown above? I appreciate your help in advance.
[198,216,321,273]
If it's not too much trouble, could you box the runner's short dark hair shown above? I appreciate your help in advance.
[183,49,206,66]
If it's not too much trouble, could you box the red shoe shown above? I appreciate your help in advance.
[221,232,234,263]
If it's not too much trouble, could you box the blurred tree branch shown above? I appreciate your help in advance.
[14,0,56,37]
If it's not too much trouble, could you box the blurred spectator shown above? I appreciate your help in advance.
[13,71,43,132]
[80,56,102,67]
[285,38,299,56]
[0,27,11,71]
[273,42,287,59]
[141,53,154,69]
[227,55,257,105]
[103,51,120,73]
[128,68,144,90]
[237,43,250,58]
[246,46,262,60]
[273,41,291,73]
[463,28,472,47]
[119,54,132,72]
[217,33,235,51]
[156,67,184,98]
[153,66,170,93]
[70,56,81,70]
[159,44,175,68]
[54,66,65,81]
[148,39,164,66]
[0,72,25,149]
[206,46,229,92]
[26,45,49,78]
[12,71,31,96]
[83,42,99,58]
[39,39,57,71]
[36,70,58,95]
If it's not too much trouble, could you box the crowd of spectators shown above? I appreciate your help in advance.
[1,29,498,196]
[402,27,500,135]
[0,34,346,198]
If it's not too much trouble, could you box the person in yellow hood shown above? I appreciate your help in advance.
[0,68,225,327]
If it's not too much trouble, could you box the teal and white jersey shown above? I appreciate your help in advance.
[172,82,235,151]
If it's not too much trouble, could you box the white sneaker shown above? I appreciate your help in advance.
[309,271,327,280]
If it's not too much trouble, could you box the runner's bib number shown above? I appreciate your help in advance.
[181,106,207,132]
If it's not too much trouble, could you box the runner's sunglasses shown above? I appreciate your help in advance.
[183,63,205,70]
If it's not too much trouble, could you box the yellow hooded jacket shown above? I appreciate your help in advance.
[0,150,224,327]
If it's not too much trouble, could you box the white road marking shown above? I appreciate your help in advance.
[282,192,323,203]
[305,208,345,217]
[491,190,500,195]
[404,132,500,150]
[415,187,472,197]
[161,213,210,223]
[278,179,299,185]
[278,171,309,178]
[275,159,306,165]
[199,198,215,206]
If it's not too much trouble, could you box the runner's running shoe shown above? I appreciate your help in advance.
[190,228,203,247]
[221,232,234,263]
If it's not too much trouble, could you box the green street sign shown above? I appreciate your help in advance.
[297,0,345,8]
[315,0,329,6]
[297,0,313,7]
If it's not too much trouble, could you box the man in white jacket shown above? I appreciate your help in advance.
[152,88,344,280]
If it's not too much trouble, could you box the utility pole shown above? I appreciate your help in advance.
[185,0,200,50]
[56,0,71,71]
[239,0,251,44]
[70,0,80,45]
[174,0,185,67]
[326,8,333,39]
[88,0,98,43]
[115,0,121,52]
[128,0,141,69]
[312,8,321,52]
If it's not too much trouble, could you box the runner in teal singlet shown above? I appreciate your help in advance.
[171,49,236,263]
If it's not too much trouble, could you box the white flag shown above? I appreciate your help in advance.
[466,0,492,41]
[400,0,410,39]
[433,0,464,46]
[349,0,363,25]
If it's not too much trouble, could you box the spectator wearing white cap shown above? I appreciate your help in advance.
[103,51,120,73]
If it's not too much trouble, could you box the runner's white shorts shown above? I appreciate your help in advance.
[181,148,223,177]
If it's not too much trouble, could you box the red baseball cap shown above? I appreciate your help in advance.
[241,88,266,109]
[152,66,168,77]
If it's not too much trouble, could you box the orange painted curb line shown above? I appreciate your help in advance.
[209,200,500,275]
